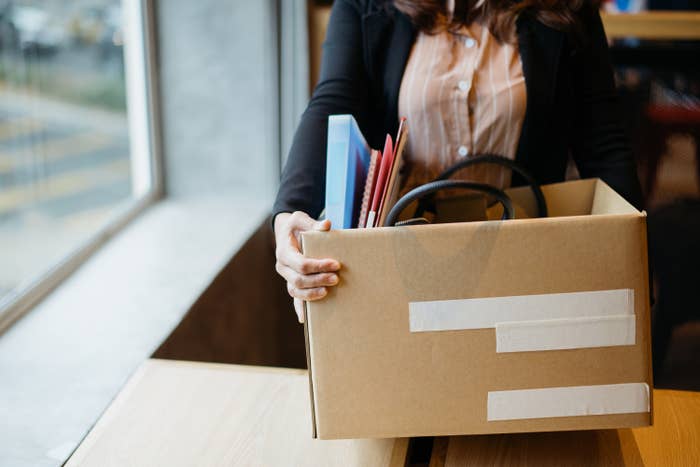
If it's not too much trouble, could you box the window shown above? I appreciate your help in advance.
[0,0,158,330]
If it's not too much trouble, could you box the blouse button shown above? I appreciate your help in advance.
[458,80,469,91]
[465,37,476,48]
[458,146,469,157]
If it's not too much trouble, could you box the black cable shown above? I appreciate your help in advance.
[414,154,548,219]
[384,180,514,227]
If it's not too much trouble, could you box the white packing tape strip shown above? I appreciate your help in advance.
[495,314,636,353]
[409,289,634,332]
[487,383,650,421]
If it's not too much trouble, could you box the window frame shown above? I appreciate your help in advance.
[0,0,163,334]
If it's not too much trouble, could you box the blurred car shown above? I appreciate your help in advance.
[10,5,67,56]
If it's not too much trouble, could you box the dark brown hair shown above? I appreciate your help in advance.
[393,0,600,42]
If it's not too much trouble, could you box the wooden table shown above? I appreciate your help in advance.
[66,359,407,467]
[67,358,699,466]
[429,389,700,467]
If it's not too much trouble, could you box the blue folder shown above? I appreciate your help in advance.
[325,115,371,229]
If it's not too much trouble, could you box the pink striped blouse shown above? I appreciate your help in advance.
[397,20,527,195]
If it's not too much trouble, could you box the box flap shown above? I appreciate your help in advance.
[486,179,641,220]
[488,178,597,220]
[591,179,641,215]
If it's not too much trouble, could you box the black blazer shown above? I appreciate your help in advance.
[272,0,643,221]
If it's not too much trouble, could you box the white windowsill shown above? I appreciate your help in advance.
[0,193,270,467]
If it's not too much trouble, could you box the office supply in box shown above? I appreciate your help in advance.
[324,115,408,229]
[324,115,372,229]
[302,178,652,439]
[375,118,408,228]
[366,134,394,229]
[358,149,381,228]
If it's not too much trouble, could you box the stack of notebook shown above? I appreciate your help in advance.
[324,115,408,229]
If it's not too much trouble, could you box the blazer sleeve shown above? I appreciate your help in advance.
[569,7,644,210]
[272,0,370,223]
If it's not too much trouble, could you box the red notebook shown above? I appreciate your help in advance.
[366,134,394,228]
[376,118,408,227]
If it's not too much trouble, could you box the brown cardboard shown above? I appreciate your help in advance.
[301,179,652,439]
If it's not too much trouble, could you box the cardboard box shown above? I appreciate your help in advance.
[301,178,653,439]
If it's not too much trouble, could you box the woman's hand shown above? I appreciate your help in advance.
[274,211,341,323]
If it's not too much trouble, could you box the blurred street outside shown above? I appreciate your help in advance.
[0,0,131,303]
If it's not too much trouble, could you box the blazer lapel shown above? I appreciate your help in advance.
[515,14,565,170]
[382,11,415,136]
[362,6,415,140]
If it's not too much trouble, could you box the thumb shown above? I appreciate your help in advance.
[314,219,331,231]
[294,298,305,323]
[290,211,318,232]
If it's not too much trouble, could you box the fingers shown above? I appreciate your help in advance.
[274,211,339,324]
[278,246,340,275]
[283,210,330,239]
[287,282,327,301]
[313,218,331,231]
[286,211,325,233]
[276,211,339,274]
[276,264,339,289]
[286,212,331,248]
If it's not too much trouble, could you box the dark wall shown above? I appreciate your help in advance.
[154,218,306,369]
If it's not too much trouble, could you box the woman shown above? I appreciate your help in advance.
[273,0,643,322]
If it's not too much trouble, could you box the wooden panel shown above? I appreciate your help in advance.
[602,12,700,40]
[435,389,700,466]
[67,359,408,467]
[308,4,331,90]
